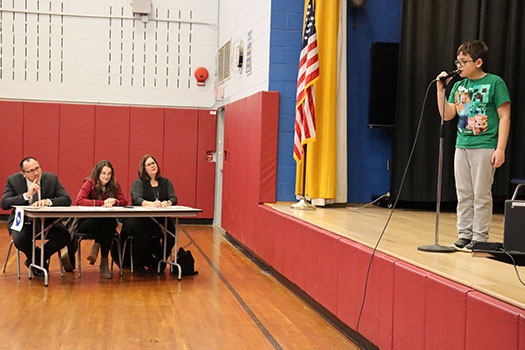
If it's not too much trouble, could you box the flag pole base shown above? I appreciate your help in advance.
[291,198,316,210]
[417,244,456,253]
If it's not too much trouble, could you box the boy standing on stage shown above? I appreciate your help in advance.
[436,40,511,250]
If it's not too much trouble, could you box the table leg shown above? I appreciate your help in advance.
[159,217,167,274]
[174,218,180,280]
[41,219,48,286]
[30,218,35,279]
[155,217,181,280]
[29,218,49,287]
[29,219,50,286]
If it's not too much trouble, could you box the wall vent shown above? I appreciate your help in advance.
[217,39,231,84]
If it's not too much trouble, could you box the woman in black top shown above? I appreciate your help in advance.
[121,154,177,272]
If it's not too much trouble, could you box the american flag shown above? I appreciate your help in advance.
[294,0,319,162]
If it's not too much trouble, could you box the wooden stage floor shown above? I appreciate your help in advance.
[0,222,359,350]
[268,203,525,310]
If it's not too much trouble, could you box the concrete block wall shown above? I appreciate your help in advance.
[269,0,303,201]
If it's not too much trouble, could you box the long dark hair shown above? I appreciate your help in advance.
[88,160,118,198]
[138,154,161,182]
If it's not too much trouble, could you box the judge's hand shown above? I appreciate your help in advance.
[26,181,41,198]
[32,199,49,208]
[103,198,118,208]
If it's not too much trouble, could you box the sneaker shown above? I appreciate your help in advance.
[464,240,478,250]
[451,238,471,249]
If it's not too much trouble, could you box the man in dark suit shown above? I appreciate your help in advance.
[1,157,71,275]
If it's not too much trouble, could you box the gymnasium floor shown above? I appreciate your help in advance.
[0,222,359,350]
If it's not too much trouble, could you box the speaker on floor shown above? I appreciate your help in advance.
[503,200,525,253]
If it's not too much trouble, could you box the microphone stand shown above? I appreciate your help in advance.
[418,77,455,253]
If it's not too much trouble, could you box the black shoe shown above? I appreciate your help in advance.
[464,240,479,251]
[31,267,45,278]
[25,259,49,276]
[134,266,147,274]
[451,238,471,250]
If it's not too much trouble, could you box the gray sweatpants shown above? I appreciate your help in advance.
[454,148,496,242]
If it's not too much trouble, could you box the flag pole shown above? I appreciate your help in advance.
[291,0,317,210]
[301,145,307,196]
[291,144,315,210]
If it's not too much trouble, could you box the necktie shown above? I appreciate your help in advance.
[31,192,39,204]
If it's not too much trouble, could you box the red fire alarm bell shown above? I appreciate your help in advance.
[206,151,215,162]
[194,67,208,86]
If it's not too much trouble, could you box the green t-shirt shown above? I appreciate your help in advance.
[448,73,510,148]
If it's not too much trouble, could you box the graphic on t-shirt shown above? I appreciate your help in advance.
[454,84,490,135]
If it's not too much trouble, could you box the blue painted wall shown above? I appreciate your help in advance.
[269,0,403,203]
[347,0,402,203]
[269,0,304,201]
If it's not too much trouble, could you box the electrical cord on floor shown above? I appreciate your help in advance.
[349,193,390,210]
[499,248,525,287]
[355,79,436,333]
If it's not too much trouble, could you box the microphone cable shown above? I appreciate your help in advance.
[355,78,438,333]
[499,248,525,287]
[349,192,391,210]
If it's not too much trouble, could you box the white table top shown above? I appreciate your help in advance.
[14,205,202,218]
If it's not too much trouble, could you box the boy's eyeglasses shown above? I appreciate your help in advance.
[455,59,474,67]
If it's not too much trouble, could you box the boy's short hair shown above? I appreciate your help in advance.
[457,40,488,62]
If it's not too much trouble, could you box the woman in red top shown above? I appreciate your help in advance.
[76,160,127,279]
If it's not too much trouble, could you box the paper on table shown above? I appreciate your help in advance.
[76,206,121,211]
[145,205,196,210]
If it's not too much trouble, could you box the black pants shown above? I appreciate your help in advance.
[11,220,70,263]
[77,218,117,258]
[120,217,175,271]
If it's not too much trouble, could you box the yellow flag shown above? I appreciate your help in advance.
[295,0,339,199]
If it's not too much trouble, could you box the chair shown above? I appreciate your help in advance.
[2,240,20,278]
[511,178,525,200]
[76,232,123,277]
[121,235,134,273]
[119,235,175,274]
[3,239,64,278]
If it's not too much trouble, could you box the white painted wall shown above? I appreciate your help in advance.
[0,0,217,107]
[217,0,270,106]
[0,0,271,107]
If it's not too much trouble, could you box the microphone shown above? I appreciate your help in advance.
[438,69,460,82]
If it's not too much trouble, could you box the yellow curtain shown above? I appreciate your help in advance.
[295,0,339,199]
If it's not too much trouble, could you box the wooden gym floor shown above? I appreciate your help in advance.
[0,222,359,350]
